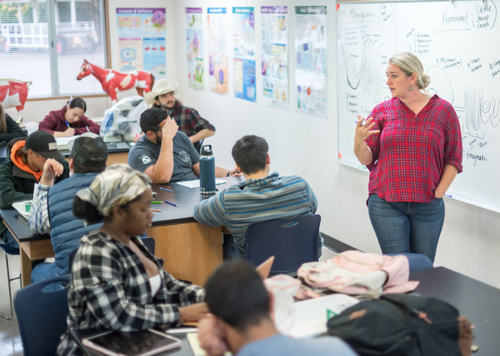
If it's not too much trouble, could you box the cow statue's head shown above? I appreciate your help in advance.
[77,60,93,80]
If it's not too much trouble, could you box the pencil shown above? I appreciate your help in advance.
[160,187,173,193]
[151,209,161,212]
[164,200,178,207]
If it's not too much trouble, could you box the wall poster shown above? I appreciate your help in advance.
[261,6,288,109]
[233,7,256,102]
[207,7,229,94]
[116,8,167,79]
[186,8,204,90]
[295,6,327,117]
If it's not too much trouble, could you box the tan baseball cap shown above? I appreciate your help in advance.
[144,79,177,105]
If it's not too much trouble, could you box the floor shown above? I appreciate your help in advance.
[0,246,337,356]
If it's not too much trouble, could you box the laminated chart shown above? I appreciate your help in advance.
[117,8,166,79]
[186,8,204,90]
[233,7,256,102]
[295,6,327,117]
[261,6,288,109]
[207,8,229,94]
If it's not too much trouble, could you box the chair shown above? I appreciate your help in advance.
[0,242,20,320]
[386,253,433,271]
[14,275,70,356]
[245,215,321,274]
[68,237,155,273]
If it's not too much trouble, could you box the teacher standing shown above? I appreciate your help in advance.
[353,52,463,263]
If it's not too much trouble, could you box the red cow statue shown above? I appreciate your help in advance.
[77,60,154,103]
[0,79,32,122]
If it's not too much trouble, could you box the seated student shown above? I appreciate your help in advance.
[198,261,356,356]
[0,103,26,142]
[39,97,100,137]
[128,108,238,183]
[57,165,208,356]
[193,135,319,259]
[28,136,108,287]
[0,131,70,250]
[144,79,216,150]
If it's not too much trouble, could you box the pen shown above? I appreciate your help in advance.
[164,200,178,207]
[151,209,161,212]
[86,126,89,132]
[151,201,163,204]
[65,120,70,128]
[160,187,173,193]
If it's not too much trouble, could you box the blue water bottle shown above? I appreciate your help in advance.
[200,145,216,195]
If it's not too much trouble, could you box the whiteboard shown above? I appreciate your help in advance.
[337,1,500,213]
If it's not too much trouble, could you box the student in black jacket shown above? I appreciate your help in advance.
[0,103,26,143]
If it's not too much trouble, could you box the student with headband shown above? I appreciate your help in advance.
[39,97,100,137]
[57,164,208,355]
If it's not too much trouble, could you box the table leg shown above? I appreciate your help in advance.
[19,246,32,288]
[147,222,223,286]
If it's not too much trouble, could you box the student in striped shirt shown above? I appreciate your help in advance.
[193,135,319,259]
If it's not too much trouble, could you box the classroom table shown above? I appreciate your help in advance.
[410,267,500,355]
[0,177,243,287]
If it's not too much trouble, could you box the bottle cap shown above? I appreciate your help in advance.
[201,145,213,156]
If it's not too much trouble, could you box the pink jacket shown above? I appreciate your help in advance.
[297,251,419,298]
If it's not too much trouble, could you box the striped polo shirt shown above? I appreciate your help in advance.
[193,172,318,255]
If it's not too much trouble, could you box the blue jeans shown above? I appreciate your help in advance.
[0,229,19,251]
[223,235,243,260]
[368,194,445,263]
[30,262,63,291]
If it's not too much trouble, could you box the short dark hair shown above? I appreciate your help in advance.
[67,97,87,113]
[205,261,270,332]
[72,157,106,174]
[140,108,168,133]
[231,135,269,174]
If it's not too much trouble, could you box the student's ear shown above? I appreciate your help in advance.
[235,163,242,174]
[266,153,271,165]
[69,158,75,170]
[268,290,275,316]
[112,205,126,221]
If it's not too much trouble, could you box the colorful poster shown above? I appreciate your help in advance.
[261,6,288,109]
[233,7,256,102]
[295,6,327,117]
[207,8,229,94]
[186,8,204,90]
[117,8,166,79]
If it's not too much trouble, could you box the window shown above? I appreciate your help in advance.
[0,0,108,98]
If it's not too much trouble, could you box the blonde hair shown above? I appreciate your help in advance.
[389,52,431,91]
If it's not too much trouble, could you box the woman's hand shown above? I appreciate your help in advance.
[354,115,379,145]
[178,302,209,322]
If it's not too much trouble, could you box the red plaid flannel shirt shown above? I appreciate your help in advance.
[365,95,463,203]
[169,101,215,138]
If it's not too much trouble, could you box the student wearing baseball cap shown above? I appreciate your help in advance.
[0,130,70,250]
[28,134,108,288]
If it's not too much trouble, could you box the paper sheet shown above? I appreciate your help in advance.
[176,179,226,188]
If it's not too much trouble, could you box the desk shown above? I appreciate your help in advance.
[411,267,500,355]
[0,177,243,287]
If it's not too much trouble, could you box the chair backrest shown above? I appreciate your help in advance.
[14,275,71,356]
[385,253,433,271]
[141,237,155,255]
[245,215,321,274]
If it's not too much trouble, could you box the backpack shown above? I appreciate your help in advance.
[327,294,473,356]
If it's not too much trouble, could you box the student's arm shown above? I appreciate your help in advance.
[191,162,240,179]
[74,116,100,135]
[0,162,32,208]
[38,112,58,135]
[189,129,215,144]
[0,115,26,142]
[143,119,178,183]
[305,181,318,214]
[193,192,226,227]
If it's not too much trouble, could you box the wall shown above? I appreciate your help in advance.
[171,0,500,288]
[11,0,177,123]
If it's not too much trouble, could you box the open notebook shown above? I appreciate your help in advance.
[13,202,30,220]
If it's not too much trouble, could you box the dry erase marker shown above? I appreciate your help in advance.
[160,187,173,193]
[164,200,178,207]
[151,201,163,204]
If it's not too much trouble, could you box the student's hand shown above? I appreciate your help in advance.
[63,127,75,137]
[198,314,228,356]
[354,115,379,144]
[162,116,178,140]
[228,167,242,177]
[178,302,209,322]
[40,159,64,186]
